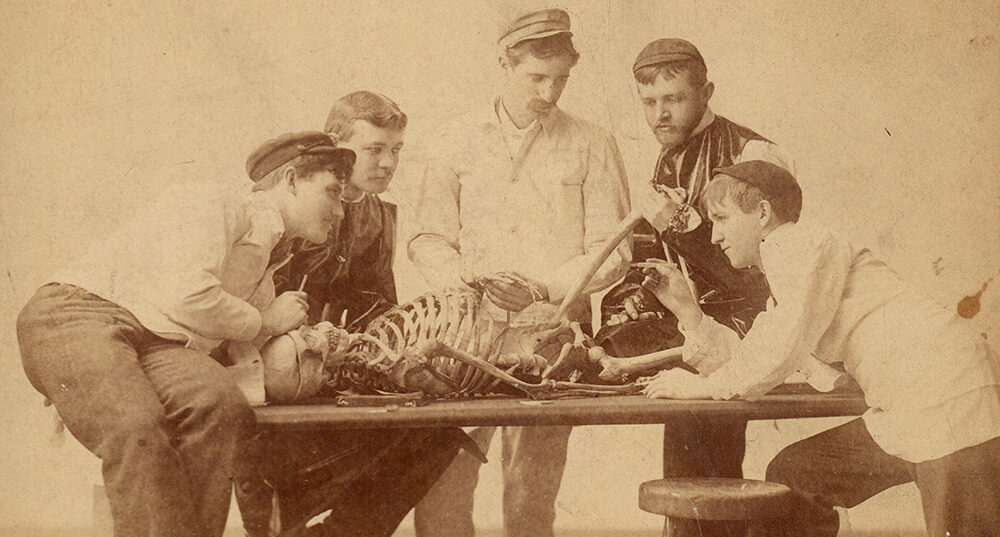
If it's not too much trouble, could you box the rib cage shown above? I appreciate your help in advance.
[337,291,551,396]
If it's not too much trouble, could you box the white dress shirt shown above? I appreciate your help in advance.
[682,221,1000,462]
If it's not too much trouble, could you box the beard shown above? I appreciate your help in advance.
[652,106,705,149]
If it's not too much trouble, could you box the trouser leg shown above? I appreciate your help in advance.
[501,425,573,537]
[140,341,255,537]
[661,417,746,537]
[282,428,464,537]
[17,284,253,537]
[235,432,277,537]
[413,426,496,537]
[764,418,913,537]
[911,435,1000,537]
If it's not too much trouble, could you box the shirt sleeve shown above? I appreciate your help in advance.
[164,201,283,343]
[684,226,853,400]
[543,131,633,301]
[407,141,469,292]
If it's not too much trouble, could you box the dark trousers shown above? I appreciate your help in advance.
[662,417,748,537]
[236,427,464,537]
[414,425,573,537]
[17,283,255,537]
[765,418,1000,537]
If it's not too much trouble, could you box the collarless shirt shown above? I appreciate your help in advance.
[681,221,1000,462]
[53,182,290,404]
[408,98,632,325]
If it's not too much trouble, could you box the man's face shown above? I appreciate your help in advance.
[337,120,405,200]
[707,194,765,269]
[289,168,345,243]
[637,71,710,149]
[502,53,574,119]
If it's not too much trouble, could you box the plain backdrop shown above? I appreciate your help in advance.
[1,1,997,533]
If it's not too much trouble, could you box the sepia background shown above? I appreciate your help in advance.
[1,1,998,534]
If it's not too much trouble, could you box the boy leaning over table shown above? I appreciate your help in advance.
[637,160,1000,536]
[16,131,355,537]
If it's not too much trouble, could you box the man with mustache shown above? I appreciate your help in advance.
[408,7,631,537]
[607,38,798,537]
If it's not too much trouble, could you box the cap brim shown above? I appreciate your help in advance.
[311,147,356,180]
[633,52,703,73]
[501,29,572,49]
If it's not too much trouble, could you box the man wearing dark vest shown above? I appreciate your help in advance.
[603,38,796,537]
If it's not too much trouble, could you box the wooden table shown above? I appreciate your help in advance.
[254,386,868,431]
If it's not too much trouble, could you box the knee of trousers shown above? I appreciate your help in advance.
[98,412,179,463]
[182,381,256,439]
[765,444,814,488]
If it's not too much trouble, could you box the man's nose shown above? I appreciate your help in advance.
[710,223,722,244]
[539,83,556,103]
[330,200,344,220]
[657,102,671,121]
[379,152,396,170]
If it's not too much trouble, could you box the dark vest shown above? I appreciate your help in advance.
[270,195,397,330]
[599,116,773,357]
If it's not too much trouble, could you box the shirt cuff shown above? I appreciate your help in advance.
[678,315,728,375]
[226,343,266,407]
[233,309,263,342]
[798,355,845,393]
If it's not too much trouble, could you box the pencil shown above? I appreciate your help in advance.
[298,275,308,292]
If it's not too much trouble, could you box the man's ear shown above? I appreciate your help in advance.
[758,199,775,228]
[282,166,297,194]
[701,81,715,105]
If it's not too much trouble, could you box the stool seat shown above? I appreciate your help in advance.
[639,477,792,521]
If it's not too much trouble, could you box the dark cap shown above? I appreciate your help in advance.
[498,7,572,49]
[245,131,355,183]
[711,160,802,222]
[633,38,705,73]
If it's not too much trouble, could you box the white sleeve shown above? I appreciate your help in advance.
[697,228,853,400]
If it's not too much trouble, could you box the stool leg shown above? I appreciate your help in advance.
[662,517,677,537]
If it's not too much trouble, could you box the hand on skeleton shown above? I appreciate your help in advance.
[482,272,549,312]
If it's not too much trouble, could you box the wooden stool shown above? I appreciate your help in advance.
[639,477,792,536]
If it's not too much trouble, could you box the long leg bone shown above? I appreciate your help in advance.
[587,345,684,383]
[552,209,644,323]
[419,339,640,399]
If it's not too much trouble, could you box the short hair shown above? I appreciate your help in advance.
[252,153,344,192]
[701,173,802,223]
[505,33,580,67]
[323,91,408,142]
[634,58,707,87]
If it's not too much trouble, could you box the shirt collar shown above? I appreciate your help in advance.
[690,107,716,138]
[759,221,795,273]
[492,96,561,133]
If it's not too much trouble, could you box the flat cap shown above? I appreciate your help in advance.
[498,7,572,49]
[712,160,802,222]
[245,131,355,183]
[633,38,705,73]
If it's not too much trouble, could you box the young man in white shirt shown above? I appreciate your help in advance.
[16,132,354,537]
[640,160,1000,537]
[408,8,631,537]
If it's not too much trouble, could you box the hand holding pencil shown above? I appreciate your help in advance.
[633,259,704,331]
